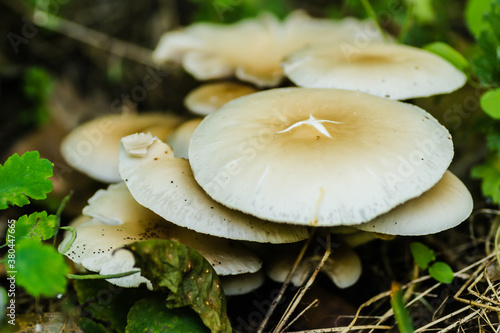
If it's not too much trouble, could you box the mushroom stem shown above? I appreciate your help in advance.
[273,233,332,333]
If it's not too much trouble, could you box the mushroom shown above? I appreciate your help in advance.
[59,182,263,288]
[60,112,184,183]
[118,132,310,243]
[166,118,203,159]
[353,170,473,235]
[282,43,467,100]
[153,11,387,87]
[219,271,265,296]
[184,82,257,116]
[189,88,454,226]
[266,244,362,289]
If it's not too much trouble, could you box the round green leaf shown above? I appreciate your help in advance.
[465,0,492,38]
[423,42,469,72]
[481,88,500,119]
[428,262,454,284]
[410,242,435,270]
[126,298,210,333]
[16,239,69,297]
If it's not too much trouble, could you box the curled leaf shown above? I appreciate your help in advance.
[125,239,231,333]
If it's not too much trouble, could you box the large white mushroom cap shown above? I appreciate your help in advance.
[59,183,263,288]
[189,88,454,226]
[354,171,473,235]
[118,133,310,243]
[153,11,386,87]
[282,43,467,100]
[60,112,184,183]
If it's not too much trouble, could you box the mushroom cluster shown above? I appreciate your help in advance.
[59,10,472,296]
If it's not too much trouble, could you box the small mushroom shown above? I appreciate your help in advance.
[118,132,310,243]
[184,82,257,116]
[166,118,203,159]
[60,112,184,183]
[189,88,454,226]
[266,245,362,289]
[59,183,263,288]
[219,271,265,296]
[153,11,386,87]
[282,43,467,100]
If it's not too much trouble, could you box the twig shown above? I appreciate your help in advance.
[288,324,392,333]
[273,233,331,333]
[4,0,159,68]
[256,231,316,333]
[414,305,472,332]
[281,299,319,332]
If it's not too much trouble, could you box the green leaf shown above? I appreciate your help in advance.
[125,239,231,333]
[410,242,435,270]
[466,0,493,38]
[126,297,210,333]
[74,279,149,333]
[15,239,69,297]
[481,88,500,119]
[471,154,500,204]
[423,42,469,72]
[428,261,454,284]
[405,0,436,24]
[14,211,56,242]
[0,151,53,210]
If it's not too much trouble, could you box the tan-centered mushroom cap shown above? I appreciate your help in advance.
[60,112,184,183]
[354,171,473,235]
[153,11,387,87]
[59,183,263,288]
[118,133,310,243]
[282,43,467,100]
[185,82,257,116]
[166,118,203,159]
[189,88,454,226]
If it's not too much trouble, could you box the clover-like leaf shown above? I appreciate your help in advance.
[126,297,210,333]
[15,239,69,298]
[0,151,53,210]
[125,239,231,333]
[14,211,56,242]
